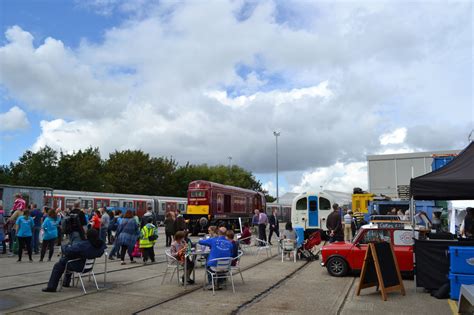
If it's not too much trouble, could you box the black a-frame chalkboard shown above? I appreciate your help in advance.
[356,242,405,301]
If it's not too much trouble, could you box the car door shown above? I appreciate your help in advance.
[350,229,391,271]
[349,229,370,270]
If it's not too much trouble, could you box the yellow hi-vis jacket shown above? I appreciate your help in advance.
[139,224,157,248]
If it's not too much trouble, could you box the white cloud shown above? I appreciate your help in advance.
[0,106,30,131]
[291,162,368,194]
[379,128,407,145]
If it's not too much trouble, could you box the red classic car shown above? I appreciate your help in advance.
[321,221,427,277]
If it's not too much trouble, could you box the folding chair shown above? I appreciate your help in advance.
[280,239,297,263]
[206,257,235,295]
[237,236,253,254]
[255,238,272,257]
[231,250,245,283]
[60,258,99,294]
[162,249,184,285]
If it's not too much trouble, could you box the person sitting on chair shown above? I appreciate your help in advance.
[42,229,106,292]
[198,227,232,290]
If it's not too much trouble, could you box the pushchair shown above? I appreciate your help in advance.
[298,230,322,261]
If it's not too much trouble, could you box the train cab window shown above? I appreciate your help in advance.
[319,197,331,210]
[191,191,205,198]
[309,200,317,211]
[296,198,307,210]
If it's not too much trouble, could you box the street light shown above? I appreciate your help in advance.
[273,131,280,204]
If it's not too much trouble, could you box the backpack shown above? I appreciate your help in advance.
[62,213,80,235]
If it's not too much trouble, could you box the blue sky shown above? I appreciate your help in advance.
[0,0,471,195]
[0,0,125,164]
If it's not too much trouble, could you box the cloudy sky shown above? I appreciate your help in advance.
[0,0,472,196]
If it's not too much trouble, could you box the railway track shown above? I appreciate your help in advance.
[132,254,310,315]
[230,259,312,314]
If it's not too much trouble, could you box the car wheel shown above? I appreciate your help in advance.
[327,257,348,277]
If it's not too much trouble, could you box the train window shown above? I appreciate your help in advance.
[81,200,93,209]
[191,191,205,198]
[319,197,330,210]
[296,198,307,210]
[110,201,119,207]
[65,199,75,209]
[309,200,317,211]
[178,204,185,211]
[161,203,166,211]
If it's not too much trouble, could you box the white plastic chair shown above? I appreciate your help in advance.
[206,257,235,295]
[255,238,272,257]
[60,258,99,294]
[280,239,297,263]
[162,249,184,285]
[231,250,245,283]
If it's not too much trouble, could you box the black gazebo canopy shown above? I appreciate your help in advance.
[410,141,474,200]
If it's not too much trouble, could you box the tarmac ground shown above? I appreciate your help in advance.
[0,228,455,315]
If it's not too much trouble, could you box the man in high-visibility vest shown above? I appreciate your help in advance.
[139,217,158,264]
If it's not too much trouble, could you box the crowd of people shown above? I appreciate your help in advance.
[0,193,305,292]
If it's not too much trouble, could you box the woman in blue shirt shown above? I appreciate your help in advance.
[40,208,60,262]
[15,209,34,262]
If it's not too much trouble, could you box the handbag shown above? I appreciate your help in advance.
[131,241,142,257]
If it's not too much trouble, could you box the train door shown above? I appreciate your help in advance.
[224,194,231,213]
[134,200,147,217]
[53,196,65,210]
[216,193,224,213]
[308,196,318,227]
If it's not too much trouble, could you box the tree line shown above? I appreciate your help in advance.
[0,146,274,200]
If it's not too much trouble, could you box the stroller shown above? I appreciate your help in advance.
[298,231,322,261]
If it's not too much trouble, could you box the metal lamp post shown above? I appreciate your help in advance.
[273,131,280,203]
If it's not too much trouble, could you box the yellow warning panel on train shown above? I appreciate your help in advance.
[187,205,209,215]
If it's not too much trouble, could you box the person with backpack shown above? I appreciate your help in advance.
[139,217,158,264]
[64,201,86,244]
[16,209,34,262]
[40,208,61,262]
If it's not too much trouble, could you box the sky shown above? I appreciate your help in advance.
[0,0,473,197]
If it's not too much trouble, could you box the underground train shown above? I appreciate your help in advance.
[185,180,266,235]
[50,190,187,222]
[0,184,186,223]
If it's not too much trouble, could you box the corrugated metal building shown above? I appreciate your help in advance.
[367,149,460,198]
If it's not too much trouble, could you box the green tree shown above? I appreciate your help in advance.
[56,148,104,191]
[0,165,13,184]
[104,150,156,195]
[9,146,58,187]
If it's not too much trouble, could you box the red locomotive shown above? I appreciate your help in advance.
[186,180,266,234]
